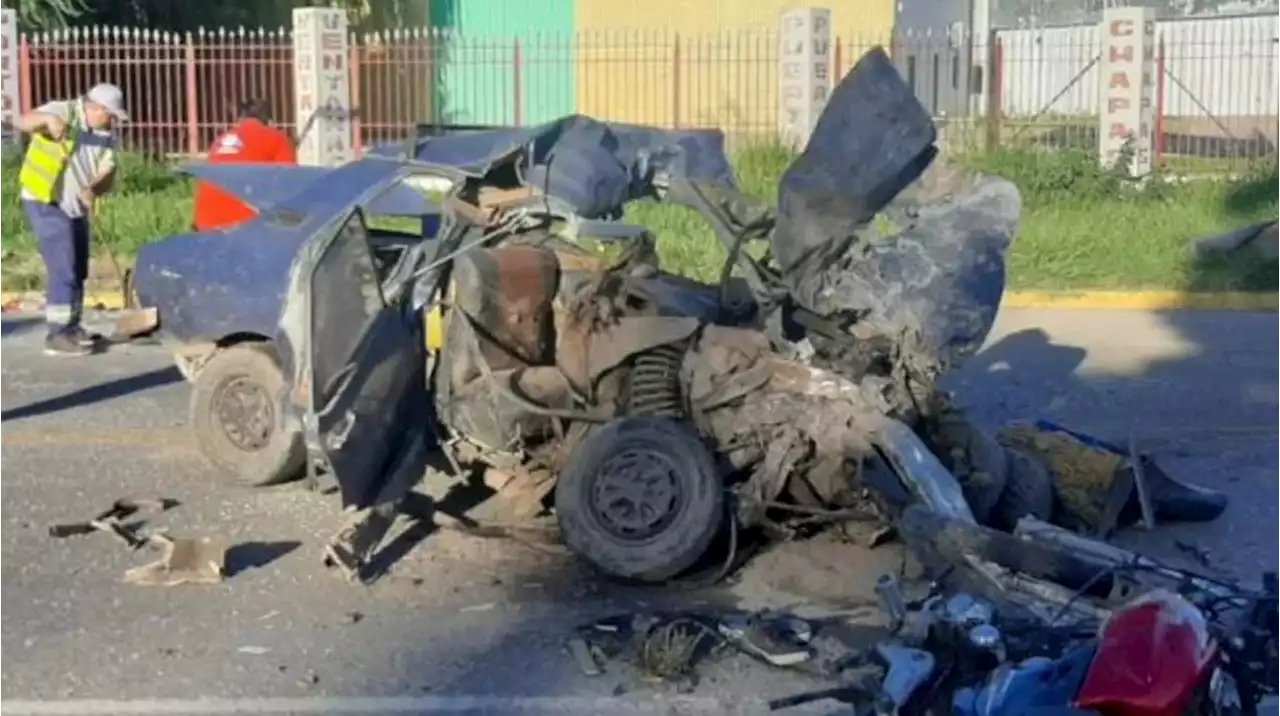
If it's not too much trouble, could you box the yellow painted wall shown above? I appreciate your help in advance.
[573,0,896,138]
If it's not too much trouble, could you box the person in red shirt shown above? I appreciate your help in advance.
[192,98,297,231]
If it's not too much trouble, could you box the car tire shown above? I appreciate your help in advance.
[555,417,725,583]
[190,343,305,487]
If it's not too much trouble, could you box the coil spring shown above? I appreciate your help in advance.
[628,343,686,418]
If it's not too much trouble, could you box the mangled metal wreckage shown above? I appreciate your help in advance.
[132,47,1229,586]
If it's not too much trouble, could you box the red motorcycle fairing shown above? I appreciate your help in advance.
[1075,589,1219,716]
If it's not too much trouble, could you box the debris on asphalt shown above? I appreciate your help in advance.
[567,610,820,686]
[122,535,227,587]
[717,613,814,668]
[1175,539,1213,568]
[47,498,236,587]
[48,497,180,549]
[567,636,604,676]
[237,646,272,655]
[346,610,365,624]
[106,306,159,343]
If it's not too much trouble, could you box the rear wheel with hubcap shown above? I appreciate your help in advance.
[555,417,724,583]
[189,343,305,487]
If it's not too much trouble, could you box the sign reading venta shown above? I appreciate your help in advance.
[293,7,353,166]
[1098,6,1156,176]
[2,8,19,137]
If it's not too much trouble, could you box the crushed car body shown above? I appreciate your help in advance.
[132,46,1230,590]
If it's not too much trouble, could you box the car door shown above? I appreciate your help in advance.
[307,207,426,507]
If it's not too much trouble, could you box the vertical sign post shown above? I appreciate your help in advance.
[2,8,19,144]
[778,7,832,150]
[1099,6,1156,176]
[293,7,352,166]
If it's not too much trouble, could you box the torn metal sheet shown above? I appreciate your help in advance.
[107,307,159,343]
[368,115,738,219]
[122,534,227,587]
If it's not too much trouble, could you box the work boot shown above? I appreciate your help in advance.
[1123,455,1229,525]
[64,324,103,347]
[44,328,92,357]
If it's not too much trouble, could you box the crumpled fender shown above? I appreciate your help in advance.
[770,46,1021,378]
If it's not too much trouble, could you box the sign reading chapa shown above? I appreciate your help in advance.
[1098,6,1157,176]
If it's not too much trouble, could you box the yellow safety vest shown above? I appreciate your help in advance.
[18,105,80,204]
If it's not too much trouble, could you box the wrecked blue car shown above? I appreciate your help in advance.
[131,47,1226,586]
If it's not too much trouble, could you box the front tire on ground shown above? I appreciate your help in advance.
[555,417,725,583]
[189,343,305,487]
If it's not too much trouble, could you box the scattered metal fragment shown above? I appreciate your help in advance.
[568,610,817,686]
[566,637,603,676]
[107,307,159,343]
[122,535,227,587]
[48,497,180,549]
[875,574,909,632]
[1128,435,1155,530]
[717,613,814,668]
[1175,540,1213,568]
[237,646,272,655]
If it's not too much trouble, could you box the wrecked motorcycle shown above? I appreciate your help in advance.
[767,543,1276,716]
[132,46,1229,587]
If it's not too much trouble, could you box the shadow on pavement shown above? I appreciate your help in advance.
[962,327,1088,394]
[0,317,42,338]
[225,541,303,578]
[0,366,183,423]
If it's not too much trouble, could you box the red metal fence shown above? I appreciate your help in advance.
[13,20,1278,168]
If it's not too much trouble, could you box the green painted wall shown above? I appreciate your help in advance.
[430,0,576,126]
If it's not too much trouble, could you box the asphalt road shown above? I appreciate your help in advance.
[1,307,1277,715]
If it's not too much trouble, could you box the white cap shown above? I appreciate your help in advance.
[85,83,129,122]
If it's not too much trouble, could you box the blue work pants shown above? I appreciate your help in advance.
[22,199,90,332]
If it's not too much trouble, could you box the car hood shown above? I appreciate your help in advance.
[771,46,1020,374]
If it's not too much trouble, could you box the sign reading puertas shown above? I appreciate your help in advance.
[1098,6,1156,176]
[778,7,832,150]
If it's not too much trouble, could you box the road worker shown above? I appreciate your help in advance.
[15,83,127,357]
[192,98,297,232]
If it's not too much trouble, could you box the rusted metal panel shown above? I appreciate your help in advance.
[452,246,561,370]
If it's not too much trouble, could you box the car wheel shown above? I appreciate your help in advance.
[555,417,725,583]
[189,343,305,487]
